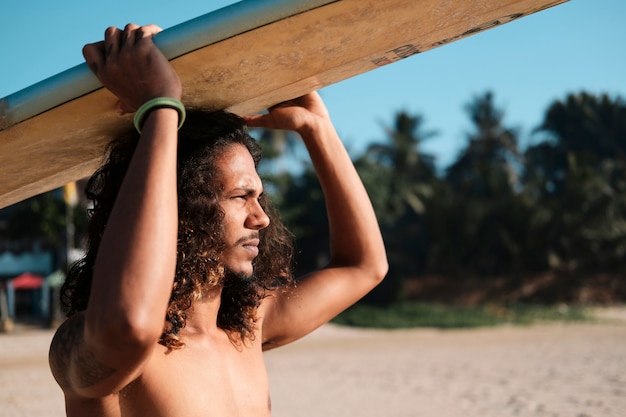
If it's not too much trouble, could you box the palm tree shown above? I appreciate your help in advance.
[446,91,521,198]
[365,111,438,220]
[536,92,626,159]
[524,92,626,273]
[357,111,439,303]
[431,92,528,278]
[526,92,626,198]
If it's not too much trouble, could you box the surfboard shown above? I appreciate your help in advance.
[0,0,568,209]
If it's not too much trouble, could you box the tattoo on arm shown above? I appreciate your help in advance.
[50,314,117,391]
[50,320,72,389]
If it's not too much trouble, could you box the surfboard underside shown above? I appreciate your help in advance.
[0,0,567,208]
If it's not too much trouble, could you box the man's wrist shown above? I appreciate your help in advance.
[134,97,186,134]
[297,116,335,141]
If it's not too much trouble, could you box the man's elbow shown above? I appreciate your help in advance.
[85,309,162,352]
[362,254,388,286]
[373,257,389,284]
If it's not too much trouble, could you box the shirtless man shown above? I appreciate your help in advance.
[49,23,387,416]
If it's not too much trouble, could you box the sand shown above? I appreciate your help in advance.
[1,315,625,417]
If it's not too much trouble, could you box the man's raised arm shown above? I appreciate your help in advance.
[245,92,388,348]
[50,24,182,398]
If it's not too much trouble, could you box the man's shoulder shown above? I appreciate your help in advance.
[50,312,87,355]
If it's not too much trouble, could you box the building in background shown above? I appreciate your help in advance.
[0,181,87,331]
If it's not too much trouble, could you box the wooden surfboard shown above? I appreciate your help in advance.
[0,0,567,208]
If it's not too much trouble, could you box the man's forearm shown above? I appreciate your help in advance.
[87,109,179,346]
[300,119,387,277]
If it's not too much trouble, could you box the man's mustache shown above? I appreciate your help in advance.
[234,233,260,246]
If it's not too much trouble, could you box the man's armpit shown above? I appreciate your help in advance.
[49,314,116,391]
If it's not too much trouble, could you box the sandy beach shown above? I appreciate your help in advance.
[1,314,625,417]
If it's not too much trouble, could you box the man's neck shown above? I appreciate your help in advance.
[181,287,223,337]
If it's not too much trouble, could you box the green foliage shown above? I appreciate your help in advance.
[4,192,66,248]
[524,93,626,274]
[365,111,438,221]
[332,302,592,329]
[446,91,521,198]
[426,92,528,277]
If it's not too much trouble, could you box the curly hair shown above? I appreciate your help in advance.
[61,109,295,349]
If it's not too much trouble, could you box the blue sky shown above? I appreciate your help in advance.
[1,0,625,170]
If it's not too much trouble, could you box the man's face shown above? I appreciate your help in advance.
[217,144,270,277]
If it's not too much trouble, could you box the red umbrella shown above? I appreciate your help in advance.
[11,272,44,290]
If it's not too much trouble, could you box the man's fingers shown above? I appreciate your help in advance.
[140,24,163,37]
[116,100,134,115]
[85,23,158,73]
[243,114,269,128]
[104,26,123,57]
[82,41,105,74]
[121,23,140,47]
[132,24,163,43]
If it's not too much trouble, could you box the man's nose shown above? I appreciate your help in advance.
[247,201,270,230]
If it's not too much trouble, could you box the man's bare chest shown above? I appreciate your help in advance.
[121,340,271,417]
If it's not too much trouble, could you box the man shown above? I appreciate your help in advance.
[49,23,387,417]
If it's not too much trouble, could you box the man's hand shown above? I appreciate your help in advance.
[244,92,331,135]
[82,24,182,114]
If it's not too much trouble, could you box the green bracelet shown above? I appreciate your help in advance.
[133,97,186,134]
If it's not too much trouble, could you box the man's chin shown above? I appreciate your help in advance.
[224,267,255,283]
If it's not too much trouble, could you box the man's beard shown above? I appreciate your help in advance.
[224,267,255,284]
[221,267,258,302]
[217,267,262,331]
